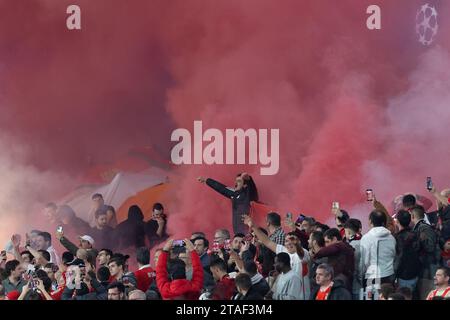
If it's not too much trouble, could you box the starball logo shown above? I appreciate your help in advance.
[170,121,279,176]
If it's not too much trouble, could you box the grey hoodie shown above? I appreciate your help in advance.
[360,227,396,279]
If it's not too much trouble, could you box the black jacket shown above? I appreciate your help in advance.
[206,178,252,234]
[114,218,145,250]
[394,228,421,280]
[236,286,264,300]
[90,226,113,251]
[251,277,270,297]
[314,242,355,291]
[413,220,441,277]
[310,280,352,300]
[145,218,169,249]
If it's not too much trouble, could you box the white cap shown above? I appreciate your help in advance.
[79,235,95,245]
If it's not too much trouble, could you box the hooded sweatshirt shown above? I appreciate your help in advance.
[360,227,396,279]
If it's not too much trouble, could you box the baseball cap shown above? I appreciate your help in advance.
[78,235,95,245]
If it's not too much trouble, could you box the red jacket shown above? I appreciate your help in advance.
[156,250,203,300]
[212,275,235,300]
[134,265,156,292]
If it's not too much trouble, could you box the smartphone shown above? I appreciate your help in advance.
[426,177,433,191]
[332,202,340,211]
[1,250,6,258]
[172,240,185,247]
[366,189,374,201]
[286,212,293,220]
[57,226,63,233]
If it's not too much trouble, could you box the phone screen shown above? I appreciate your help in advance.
[172,240,185,247]
[366,189,374,201]
[426,177,433,190]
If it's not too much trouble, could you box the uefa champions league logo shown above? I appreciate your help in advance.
[416,3,439,46]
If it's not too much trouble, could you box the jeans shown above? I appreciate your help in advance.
[398,277,418,292]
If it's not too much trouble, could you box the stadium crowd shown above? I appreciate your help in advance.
[1,173,450,301]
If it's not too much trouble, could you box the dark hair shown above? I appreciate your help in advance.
[62,251,75,265]
[95,208,108,219]
[344,218,361,233]
[97,266,111,282]
[5,260,20,276]
[38,250,51,262]
[20,250,34,260]
[389,293,406,300]
[235,273,252,291]
[210,258,228,272]
[128,205,144,221]
[168,259,186,280]
[315,222,330,232]
[303,217,316,226]
[35,270,52,292]
[324,228,342,241]
[431,296,445,300]
[266,212,281,227]
[38,232,52,245]
[234,233,245,239]
[247,177,259,202]
[108,257,125,268]
[410,205,425,220]
[243,260,258,276]
[107,281,125,293]
[45,202,57,210]
[275,252,291,267]
[438,266,450,278]
[193,237,209,249]
[26,291,43,300]
[396,210,412,228]
[191,231,206,238]
[310,231,325,247]
[402,194,416,208]
[152,203,164,212]
[99,248,113,257]
[136,247,150,265]
[92,193,103,200]
[369,210,387,227]
[379,283,395,299]
[336,210,350,224]
[111,253,130,262]
[397,287,412,300]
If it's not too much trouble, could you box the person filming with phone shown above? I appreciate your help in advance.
[156,238,203,300]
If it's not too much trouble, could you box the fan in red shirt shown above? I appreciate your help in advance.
[210,258,236,300]
[133,247,156,292]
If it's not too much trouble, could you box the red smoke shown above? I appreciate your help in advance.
[1,0,450,244]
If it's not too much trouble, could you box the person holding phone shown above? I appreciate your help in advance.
[156,239,204,300]
[197,173,259,235]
